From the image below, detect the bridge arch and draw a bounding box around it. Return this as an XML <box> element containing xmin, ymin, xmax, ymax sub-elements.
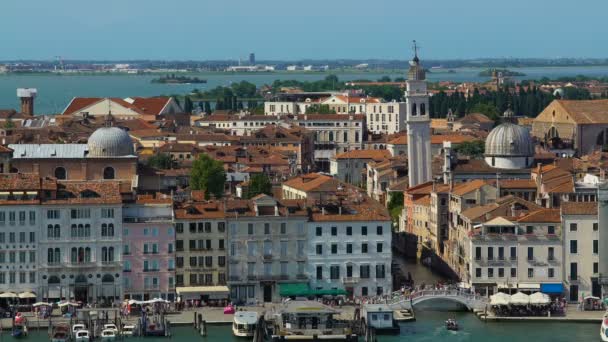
<box><xmin>411</xmin><ymin>295</ymin><xmax>476</xmax><ymax>310</ymax></box>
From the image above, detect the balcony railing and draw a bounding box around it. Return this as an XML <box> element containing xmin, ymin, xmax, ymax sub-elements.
<box><xmin>343</xmin><ymin>277</ymin><xmax>360</xmax><ymax>284</ymax></box>
<box><xmin>263</xmin><ymin>254</ymin><xmax>273</xmax><ymax>260</ymax></box>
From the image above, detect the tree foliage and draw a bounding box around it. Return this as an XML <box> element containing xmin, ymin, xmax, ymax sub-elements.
<box><xmin>191</xmin><ymin>154</ymin><xmax>226</xmax><ymax>199</ymax></box>
<box><xmin>454</xmin><ymin>140</ymin><xmax>486</xmax><ymax>158</ymax></box>
<box><xmin>147</xmin><ymin>153</ymin><xmax>175</xmax><ymax>169</ymax></box>
<box><xmin>387</xmin><ymin>192</ymin><xmax>404</xmax><ymax>225</ymax></box>
<box><xmin>183</xmin><ymin>96</ymin><xmax>193</xmax><ymax>113</ymax></box>
<box><xmin>246</xmin><ymin>173</ymin><xmax>272</xmax><ymax>199</ymax></box>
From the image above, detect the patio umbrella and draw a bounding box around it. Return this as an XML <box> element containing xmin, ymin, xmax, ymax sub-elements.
<box><xmin>18</xmin><ymin>292</ymin><xmax>36</xmax><ymax>299</ymax></box>
<box><xmin>33</xmin><ymin>302</ymin><xmax>51</xmax><ymax>307</ymax></box>
<box><xmin>0</xmin><ymin>292</ymin><xmax>17</xmax><ymax>298</ymax></box>
<box><xmin>490</xmin><ymin>292</ymin><xmax>511</xmax><ymax>306</ymax></box>
<box><xmin>529</xmin><ymin>292</ymin><xmax>550</xmax><ymax>305</ymax></box>
<box><xmin>510</xmin><ymin>292</ymin><xmax>530</xmax><ymax>305</ymax></box>
<box><xmin>584</xmin><ymin>296</ymin><xmax>600</xmax><ymax>300</ymax></box>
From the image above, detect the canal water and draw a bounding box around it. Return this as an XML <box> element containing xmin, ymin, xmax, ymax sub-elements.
<box><xmin>9</xmin><ymin>311</ymin><xmax>597</xmax><ymax>342</ymax></box>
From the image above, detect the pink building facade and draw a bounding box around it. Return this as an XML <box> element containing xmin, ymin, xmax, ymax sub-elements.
<box><xmin>122</xmin><ymin>198</ymin><xmax>176</xmax><ymax>301</ymax></box>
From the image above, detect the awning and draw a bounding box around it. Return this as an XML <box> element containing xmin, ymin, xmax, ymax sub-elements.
<box><xmin>497</xmin><ymin>283</ymin><xmax>517</xmax><ymax>289</ymax></box>
<box><xmin>540</xmin><ymin>283</ymin><xmax>563</xmax><ymax>294</ymax></box>
<box><xmin>26</xmin><ymin>191</ymin><xmax>37</xmax><ymax>195</ymax></box>
<box><xmin>310</xmin><ymin>288</ymin><xmax>348</xmax><ymax>296</ymax></box>
<box><xmin>280</xmin><ymin>283</ymin><xmax>311</xmax><ymax>297</ymax></box>
<box><xmin>518</xmin><ymin>283</ymin><xmax>540</xmax><ymax>290</ymax></box>
<box><xmin>176</xmin><ymin>286</ymin><xmax>229</xmax><ymax>296</ymax></box>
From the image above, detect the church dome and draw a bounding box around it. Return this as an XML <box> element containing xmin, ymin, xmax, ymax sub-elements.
<box><xmin>484</xmin><ymin>122</ymin><xmax>534</xmax><ymax>169</ymax></box>
<box><xmin>87</xmin><ymin>127</ymin><xmax>134</xmax><ymax>157</ymax></box>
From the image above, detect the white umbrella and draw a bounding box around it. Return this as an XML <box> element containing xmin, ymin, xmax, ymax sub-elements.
<box><xmin>529</xmin><ymin>292</ymin><xmax>551</xmax><ymax>305</ymax></box>
<box><xmin>510</xmin><ymin>292</ymin><xmax>530</xmax><ymax>305</ymax></box>
<box><xmin>0</xmin><ymin>292</ymin><xmax>17</xmax><ymax>298</ymax></box>
<box><xmin>490</xmin><ymin>292</ymin><xmax>511</xmax><ymax>306</ymax></box>
<box><xmin>18</xmin><ymin>292</ymin><xmax>36</xmax><ymax>299</ymax></box>
<box><xmin>584</xmin><ymin>296</ymin><xmax>600</xmax><ymax>300</ymax></box>
<box><xmin>33</xmin><ymin>302</ymin><xmax>51</xmax><ymax>307</ymax></box>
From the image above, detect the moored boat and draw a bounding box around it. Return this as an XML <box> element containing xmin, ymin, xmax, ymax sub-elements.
<box><xmin>51</xmin><ymin>324</ymin><xmax>70</xmax><ymax>342</ymax></box>
<box><xmin>232</xmin><ymin>311</ymin><xmax>258</xmax><ymax>337</ymax></box>
<box><xmin>122</xmin><ymin>324</ymin><xmax>136</xmax><ymax>337</ymax></box>
<box><xmin>101</xmin><ymin>329</ymin><xmax>117</xmax><ymax>341</ymax></box>
<box><xmin>75</xmin><ymin>330</ymin><xmax>90</xmax><ymax>341</ymax></box>
<box><xmin>600</xmin><ymin>311</ymin><xmax>608</xmax><ymax>341</ymax></box>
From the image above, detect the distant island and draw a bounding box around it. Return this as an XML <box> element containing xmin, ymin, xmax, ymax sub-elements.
<box><xmin>151</xmin><ymin>74</ymin><xmax>207</xmax><ymax>84</ymax></box>
<box><xmin>479</xmin><ymin>68</ymin><xmax>526</xmax><ymax>77</ymax></box>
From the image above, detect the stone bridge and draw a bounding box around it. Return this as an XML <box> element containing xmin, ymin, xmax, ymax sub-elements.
<box><xmin>384</xmin><ymin>289</ymin><xmax>487</xmax><ymax>311</ymax></box>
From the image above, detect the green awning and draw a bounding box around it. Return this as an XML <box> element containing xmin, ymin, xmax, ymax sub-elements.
<box><xmin>279</xmin><ymin>283</ymin><xmax>311</xmax><ymax>297</ymax></box>
<box><xmin>310</xmin><ymin>288</ymin><xmax>348</xmax><ymax>296</ymax></box>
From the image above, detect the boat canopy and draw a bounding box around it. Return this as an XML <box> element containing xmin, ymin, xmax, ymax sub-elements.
<box><xmin>234</xmin><ymin>311</ymin><xmax>258</xmax><ymax>325</ymax></box>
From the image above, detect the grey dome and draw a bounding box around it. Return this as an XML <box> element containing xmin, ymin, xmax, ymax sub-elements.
<box><xmin>485</xmin><ymin>123</ymin><xmax>534</xmax><ymax>157</ymax></box>
<box><xmin>87</xmin><ymin>127</ymin><xmax>134</xmax><ymax>157</ymax></box>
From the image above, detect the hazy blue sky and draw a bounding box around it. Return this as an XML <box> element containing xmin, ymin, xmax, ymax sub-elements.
<box><xmin>1</xmin><ymin>0</ymin><xmax>606</xmax><ymax>60</ymax></box>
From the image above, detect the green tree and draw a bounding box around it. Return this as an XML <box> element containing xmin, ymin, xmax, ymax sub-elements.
<box><xmin>183</xmin><ymin>96</ymin><xmax>193</xmax><ymax>113</ymax></box>
<box><xmin>470</xmin><ymin>103</ymin><xmax>500</xmax><ymax>121</ymax></box>
<box><xmin>147</xmin><ymin>153</ymin><xmax>174</xmax><ymax>169</ymax></box>
<box><xmin>3</xmin><ymin>119</ymin><xmax>15</xmax><ymax>129</ymax></box>
<box><xmin>387</xmin><ymin>192</ymin><xmax>404</xmax><ymax>224</ymax></box>
<box><xmin>246</xmin><ymin>174</ymin><xmax>272</xmax><ymax>198</ymax></box>
<box><xmin>191</xmin><ymin>154</ymin><xmax>226</xmax><ymax>199</ymax></box>
<box><xmin>454</xmin><ymin>140</ymin><xmax>485</xmax><ymax>158</ymax></box>
<box><xmin>204</xmin><ymin>101</ymin><xmax>212</xmax><ymax>113</ymax></box>
<box><xmin>377</xmin><ymin>76</ymin><xmax>392</xmax><ymax>82</ymax></box>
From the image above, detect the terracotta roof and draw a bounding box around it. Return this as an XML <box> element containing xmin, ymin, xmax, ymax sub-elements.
<box><xmin>388</xmin><ymin>134</ymin><xmax>476</xmax><ymax>145</ymax></box>
<box><xmin>0</xmin><ymin>173</ymin><xmax>45</xmax><ymax>190</ymax></box>
<box><xmin>561</xmin><ymin>202</ymin><xmax>597</xmax><ymax>215</ymax></box>
<box><xmin>63</xmin><ymin>97</ymin><xmax>174</xmax><ymax>117</ymax></box>
<box><xmin>334</xmin><ymin>149</ymin><xmax>391</xmax><ymax>160</ymax></box>
<box><xmin>517</xmin><ymin>209</ymin><xmax>561</xmax><ymax>223</ymax></box>
<box><xmin>283</xmin><ymin>173</ymin><xmax>339</xmax><ymax>192</ymax></box>
<box><xmin>554</xmin><ymin>99</ymin><xmax>608</xmax><ymax>125</ymax></box>
<box><xmin>44</xmin><ymin>181</ymin><xmax>122</xmax><ymax>205</ymax></box>
<box><xmin>451</xmin><ymin>179</ymin><xmax>493</xmax><ymax>196</ymax></box>
<box><xmin>499</xmin><ymin>179</ymin><xmax>536</xmax><ymax>189</ymax></box>
<box><xmin>129</xmin><ymin>97</ymin><xmax>173</xmax><ymax>115</ymax></box>
<box><xmin>458</xmin><ymin>113</ymin><xmax>493</xmax><ymax>124</ymax></box>
<box><xmin>174</xmin><ymin>202</ymin><xmax>226</xmax><ymax>219</ymax></box>
<box><xmin>62</xmin><ymin>98</ymin><xmax>103</xmax><ymax>116</ymax></box>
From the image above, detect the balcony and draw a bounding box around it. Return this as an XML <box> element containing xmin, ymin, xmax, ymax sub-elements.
<box><xmin>143</xmin><ymin>268</ymin><xmax>160</xmax><ymax>272</ymax></box>
<box><xmin>101</xmin><ymin>261</ymin><xmax>120</xmax><ymax>268</ymax></box>
<box><xmin>343</xmin><ymin>277</ymin><xmax>360</xmax><ymax>284</ymax></box>
<box><xmin>263</xmin><ymin>254</ymin><xmax>273</xmax><ymax>261</ymax></box>
<box><xmin>44</xmin><ymin>262</ymin><xmax>63</xmax><ymax>269</ymax></box>
<box><xmin>67</xmin><ymin>262</ymin><xmax>97</xmax><ymax>268</ymax></box>
<box><xmin>568</xmin><ymin>275</ymin><xmax>580</xmax><ymax>282</ymax></box>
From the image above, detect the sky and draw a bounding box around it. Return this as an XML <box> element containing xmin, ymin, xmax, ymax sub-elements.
<box><xmin>0</xmin><ymin>0</ymin><xmax>606</xmax><ymax>61</ymax></box>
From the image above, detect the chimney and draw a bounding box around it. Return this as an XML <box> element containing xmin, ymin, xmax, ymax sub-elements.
<box><xmin>17</xmin><ymin>88</ymin><xmax>37</xmax><ymax>116</ymax></box>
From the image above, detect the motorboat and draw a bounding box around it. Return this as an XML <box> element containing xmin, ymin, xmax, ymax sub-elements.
<box><xmin>72</xmin><ymin>323</ymin><xmax>86</xmax><ymax>334</ymax></box>
<box><xmin>75</xmin><ymin>330</ymin><xmax>91</xmax><ymax>341</ymax></box>
<box><xmin>122</xmin><ymin>324</ymin><xmax>136</xmax><ymax>337</ymax></box>
<box><xmin>446</xmin><ymin>318</ymin><xmax>459</xmax><ymax>331</ymax></box>
<box><xmin>103</xmin><ymin>323</ymin><xmax>119</xmax><ymax>333</ymax></box>
<box><xmin>232</xmin><ymin>311</ymin><xmax>258</xmax><ymax>337</ymax></box>
<box><xmin>51</xmin><ymin>324</ymin><xmax>70</xmax><ymax>342</ymax></box>
<box><xmin>101</xmin><ymin>329</ymin><xmax>117</xmax><ymax>341</ymax></box>
<box><xmin>600</xmin><ymin>311</ymin><xmax>608</xmax><ymax>341</ymax></box>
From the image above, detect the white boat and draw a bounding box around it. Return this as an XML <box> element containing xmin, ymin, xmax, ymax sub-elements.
<box><xmin>75</xmin><ymin>330</ymin><xmax>90</xmax><ymax>341</ymax></box>
<box><xmin>232</xmin><ymin>311</ymin><xmax>259</xmax><ymax>337</ymax></box>
<box><xmin>101</xmin><ymin>329</ymin><xmax>117</xmax><ymax>341</ymax></box>
<box><xmin>103</xmin><ymin>323</ymin><xmax>119</xmax><ymax>333</ymax></box>
<box><xmin>121</xmin><ymin>324</ymin><xmax>136</xmax><ymax>337</ymax></box>
<box><xmin>72</xmin><ymin>323</ymin><xmax>86</xmax><ymax>334</ymax></box>
<box><xmin>601</xmin><ymin>312</ymin><xmax>608</xmax><ymax>341</ymax></box>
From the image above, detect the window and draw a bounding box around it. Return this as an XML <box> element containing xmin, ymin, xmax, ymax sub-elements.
<box><xmin>331</xmin><ymin>244</ymin><xmax>337</xmax><ymax>254</ymax></box>
<box><xmin>528</xmin><ymin>268</ymin><xmax>534</xmax><ymax>278</ymax></box>
<box><xmin>498</xmin><ymin>268</ymin><xmax>504</xmax><ymax>278</ymax></box>
<box><xmin>548</xmin><ymin>247</ymin><xmax>555</xmax><ymax>261</ymax></box>
<box><xmin>475</xmin><ymin>247</ymin><xmax>482</xmax><ymax>260</ymax></box>
<box><xmin>360</xmin><ymin>265</ymin><xmax>370</xmax><ymax>278</ymax></box>
<box><xmin>316</xmin><ymin>244</ymin><xmax>323</xmax><ymax>255</ymax></box>
<box><xmin>548</xmin><ymin>268</ymin><xmax>555</xmax><ymax>278</ymax></box>
<box><xmin>569</xmin><ymin>223</ymin><xmax>577</xmax><ymax>231</ymax></box>
<box><xmin>570</xmin><ymin>262</ymin><xmax>578</xmax><ymax>279</ymax></box>
<box><xmin>103</xmin><ymin>167</ymin><xmax>115</xmax><ymax>180</ymax></box>
<box><xmin>316</xmin><ymin>266</ymin><xmax>323</xmax><ymax>280</ymax></box>
<box><xmin>330</xmin><ymin>265</ymin><xmax>340</xmax><ymax>280</ymax></box>
<box><xmin>487</xmin><ymin>247</ymin><xmax>494</xmax><ymax>260</ymax></box>
<box><xmin>297</xmin><ymin>240</ymin><xmax>305</xmax><ymax>257</ymax></box>
<box><xmin>498</xmin><ymin>247</ymin><xmax>504</xmax><ymax>260</ymax></box>
<box><xmin>316</xmin><ymin>227</ymin><xmax>322</xmax><ymax>236</ymax></box>
<box><xmin>376</xmin><ymin>226</ymin><xmax>383</xmax><ymax>235</ymax></box>
<box><xmin>54</xmin><ymin>167</ymin><xmax>67</xmax><ymax>180</ymax></box>
<box><xmin>376</xmin><ymin>243</ymin><xmax>383</xmax><ymax>253</ymax></box>
<box><xmin>361</xmin><ymin>226</ymin><xmax>367</xmax><ymax>235</ymax></box>
<box><xmin>264</xmin><ymin>223</ymin><xmax>270</xmax><ymax>234</ymax></box>
<box><xmin>488</xmin><ymin>268</ymin><xmax>494</xmax><ymax>278</ymax></box>
<box><xmin>248</xmin><ymin>223</ymin><xmax>254</xmax><ymax>235</ymax></box>
<box><xmin>526</xmin><ymin>226</ymin><xmax>533</xmax><ymax>234</ymax></box>
<box><xmin>510</xmin><ymin>247</ymin><xmax>517</xmax><ymax>260</ymax></box>
<box><xmin>346</xmin><ymin>226</ymin><xmax>352</xmax><ymax>235</ymax></box>
<box><xmin>548</xmin><ymin>225</ymin><xmax>555</xmax><ymax>235</ymax></box>
<box><xmin>362</xmin><ymin>243</ymin><xmax>368</xmax><ymax>253</ymax></box>
<box><xmin>527</xmin><ymin>247</ymin><xmax>534</xmax><ymax>261</ymax></box>
<box><xmin>510</xmin><ymin>268</ymin><xmax>517</xmax><ymax>277</ymax></box>
<box><xmin>475</xmin><ymin>268</ymin><xmax>482</xmax><ymax>277</ymax></box>
<box><xmin>570</xmin><ymin>240</ymin><xmax>578</xmax><ymax>254</ymax></box>
<box><xmin>346</xmin><ymin>243</ymin><xmax>353</xmax><ymax>254</ymax></box>
<box><xmin>280</xmin><ymin>241</ymin><xmax>288</xmax><ymax>257</ymax></box>
<box><xmin>375</xmin><ymin>264</ymin><xmax>385</xmax><ymax>279</ymax></box>
<box><xmin>594</xmin><ymin>262</ymin><xmax>599</xmax><ymax>274</ymax></box>
<box><xmin>593</xmin><ymin>223</ymin><xmax>599</xmax><ymax>231</ymax></box>
<box><xmin>280</xmin><ymin>223</ymin><xmax>286</xmax><ymax>234</ymax></box>
<box><xmin>101</xmin><ymin>208</ymin><xmax>114</xmax><ymax>218</ymax></box>
<box><xmin>593</xmin><ymin>240</ymin><xmax>599</xmax><ymax>254</ymax></box>
<box><xmin>331</xmin><ymin>227</ymin><xmax>337</xmax><ymax>236</ymax></box>
<box><xmin>70</xmin><ymin>209</ymin><xmax>90</xmax><ymax>219</ymax></box>
<box><xmin>47</xmin><ymin>210</ymin><xmax>60</xmax><ymax>219</ymax></box>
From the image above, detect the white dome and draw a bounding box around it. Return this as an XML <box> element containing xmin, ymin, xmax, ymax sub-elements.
<box><xmin>484</xmin><ymin>122</ymin><xmax>534</xmax><ymax>169</ymax></box>
<box><xmin>87</xmin><ymin>127</ymin><xmax>134</xmax><ymax>157</ymax></box>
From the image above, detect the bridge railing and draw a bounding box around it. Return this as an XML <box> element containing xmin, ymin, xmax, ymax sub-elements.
<box><xmin>384</xmin><ymin>289</ymin><xmax>487</xmax><ymax>306</ymax></box>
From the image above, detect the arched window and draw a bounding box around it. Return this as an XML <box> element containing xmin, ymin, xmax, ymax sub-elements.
<box><xmin>47</xmin><ymin>225</ymin><xmax>54</xmax><ymax>238</ymax></box>
<box><xmin>103</xmin><ymin>167</ymin><xmax>115</xmax><ymax>180</ymax></box>
<box><xmin>420</xmin><ymin>103</ymin><xmax>426</xmax><ymax>116</ymax></box>
<box><xmin>71</xmin><ymin>224</ymin><xmax>77</xmax><ymax>237</ymax></box>
<box><xmin>54</xmin><ymin>224</ymin><xmax>60</xmax><ymax>238</ymax></box>
<box><xmin>54</xmin><ymin>248</ymin><xmax>60</xmax><ymax>262</ymax></box>
<box><xmin>355</xmin><ymin>132</ymin><xmax>359</xmax><ymax>143</ymax></box>
<box><xmin>102</xmin><ymin>247</ymin><xmax>108</xmax><ymax>262</ymax></box>
<box><xmin>84</xmin><ymin>224</ymin><xmax>90</xmax><ymax>237</ymax></box>
<box><xmin>343</xmin><ymin>132</ymin><xmax>348</xmax><ymax>142</ymax></box>
<box><xmin>78</xmin><ymin>247</ymin><xmax>85</xmax><ymax>263</ymax></box>
<box><xmin>411</xmin><ymin>103</ymin><xmax>417</xmax><ymax>116</ymax></box>
<box><xmin>71</xmin><ymin>247</ymin><xmax>77</xmax><ymax>263</ymax></box>
<box><xmin>77</xmin><ymin>224</ymin><xmax>84</xmax><ymax>237</ymax></box>
<box><xmin>108</xmin><ymin>247</ymin><xmax>114</xmax><ymax>261</ymax></box>
<box><xmin>48</xmin><ymin>275</ymin><xmax>60</xmax><ymax>284</ymax></box>
<box><xmin>102</xmin><ymin>274</ymin><xmax>114</xmax><ymax>283</ymax></box>
<box><xmin>54</xmin><ymin>167</ymin><xmax>67</xmax><ymax>180</ymax></box>
<box><xmin>108</xmin><ymin>224</ymin><xmax>114</xmax><ymax>237</ymax></box>
<box><xmin>328</xmin><ymin>132</ymin><xmax>334</xmax><ymax>142</ymax></box>
<box><xmin>75</xmin><ymin>274</ymin><xmax>87</xmax><ymax>284</ymax></box>
<box><xmin>48</xmin><ymin>248</ymin><xmax>54</xmax><ymax>263</ymax></box>
<box><xmin>101</xmin><ymin>224</ymin><xmax>107</xmax><ymax>237</ymax></box>
<box><xmin>85</xmin><ymin>247</ymin><xmax>91</xmax><ymax>262</ymax></box>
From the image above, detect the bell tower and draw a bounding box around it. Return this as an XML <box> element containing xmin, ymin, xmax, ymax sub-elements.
<box><xmin>405</xmin><ymin>41</ymin><xmax>432</xmax><ymax>187</ymax></box>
